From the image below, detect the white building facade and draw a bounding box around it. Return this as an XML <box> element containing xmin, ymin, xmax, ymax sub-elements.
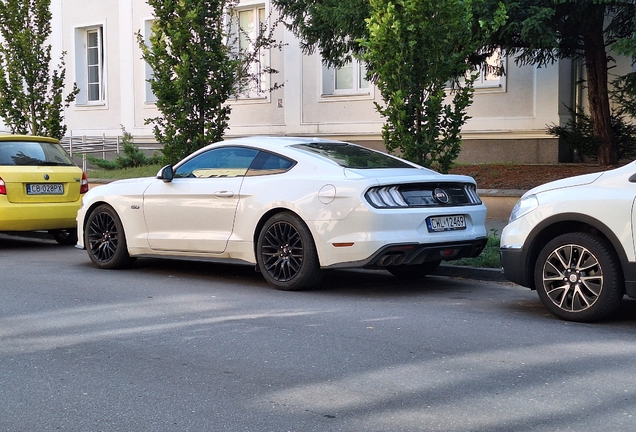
<box><xmin>51</xmin><ymin>0</ymin><xmax>586</xmax><ymax>164</ymax></box>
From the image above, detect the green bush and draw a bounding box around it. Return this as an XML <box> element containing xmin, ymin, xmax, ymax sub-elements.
<box><xmin>87</xmin><ymin>133</ymin><xmax>163</xmax><ymax>170</ymax></box>
<box><xmin>548</xmin><ymin>107</ymin><xmax>636</xmax><ymax>162</ymax></box>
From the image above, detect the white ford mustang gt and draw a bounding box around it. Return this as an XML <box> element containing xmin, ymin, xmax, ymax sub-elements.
<box><xmin>77</xmin><ymin>136</ymin><xmax>488</xmax><ymax>290</ymax></box>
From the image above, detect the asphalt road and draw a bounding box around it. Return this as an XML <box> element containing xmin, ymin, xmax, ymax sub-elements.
<box><xmin>2</xmin><ymin>233</ymin><xmax>636</xmax><ymax>431</ymax></box>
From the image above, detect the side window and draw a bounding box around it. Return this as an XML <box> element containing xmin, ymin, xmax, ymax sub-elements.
<box><xmin>174</xmin><ymin>147</ymin><xmax>259</xmax><ymax>178</ymax></box>
<box><xmin>246</xmin><ymin>151</ymin><xmax>295</xmax><ymax>176</ymax></box>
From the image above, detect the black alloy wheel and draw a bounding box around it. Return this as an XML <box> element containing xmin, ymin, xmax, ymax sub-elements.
<box><xmin>85</xmin><ymin>204</ymin><xmax>136</xmax><ymax>269</ymax></box>
<box><xmin>257</xmin><ymin>212</ymin><xmax>323</xmax><ymax>290</ymax></box>
<box><xmin>534</xmin><ymin>232</ymin><xmax>623</xmax><ymax>322</ymax></box>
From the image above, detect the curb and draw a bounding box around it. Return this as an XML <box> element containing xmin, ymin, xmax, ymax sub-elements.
<box><xmin>434</xmin><ymin>264</ymin><xmax>506</xmax><ymax>282</ymax></box>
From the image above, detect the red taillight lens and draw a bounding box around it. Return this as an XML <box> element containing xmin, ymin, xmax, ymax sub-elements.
<box><xmin>80</xmin><ymin>172</ymin><xmax>89</xmax><ymax>194</ymax></box>
<box><xmin>0</xmin><ymin>177</ymin><xmax>5</xmax><ymax>195</ymax></box>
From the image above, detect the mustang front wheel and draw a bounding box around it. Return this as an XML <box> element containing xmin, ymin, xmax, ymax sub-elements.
<box><xmin>534</xmin><ymin>232</ymin><xmax>623</xmax><ymax>322</ymax></box>
<box><xmin>257</xmin><ymin>212</ymin><xmax>323</xmax><ymax>290</ymax></box>
<box><xmin>85</xmin><ymin>204</ymin><xmax>136</xmax><ymax>269</ymax></box>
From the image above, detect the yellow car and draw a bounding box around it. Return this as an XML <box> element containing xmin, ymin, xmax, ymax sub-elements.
<box><xmin>0</xmin><ymin>135</ymin><xmax>88</xmax><ymax>244</ymax></box>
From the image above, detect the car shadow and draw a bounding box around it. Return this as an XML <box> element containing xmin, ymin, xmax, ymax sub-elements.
<box><xmin>130</xmin><ymin>257</ymin><xmax>464</xmax><ymax>297</ymax></box>
<box><xmin>503</xmin><ymin>292</ymin><xmax>636</xmax><ymax>325</ymax></box>
<box><xmin>0</xmin><ymin>232</ymin><xmax>59</xmax><ymax>248</ymax></box>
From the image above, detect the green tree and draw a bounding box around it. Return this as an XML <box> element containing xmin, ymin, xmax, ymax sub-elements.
<box><xmin>0</xmin><ymin>0</ymin><xmax>78</xmax><ymax>139</ymax></box>
<box><xmin>139</xmin><ymin>0</ymin><xmax>239</xmax><ymax>164</ymax></box>
<box><xmin>362</xmin><ymin>0</ymin><xmax>504</xmax><ymax>172</ymax></box>
<box><xmin>273</xmin><ymin>0</ymin><xmax>369</xmax><ymax>68</ymax></box>
<box><xmin>479</xmin><ymin>0</ymin><xmax>635</xmax><ymax>166</ymax></box>
<box><xmin>276</xmin><ymin>0</ymin><xmax>504</xmax><ymax>171</ymax></box>
<box><xmin>139</xmin><ymin>0</ymin><xmax>282</xmax><ymax>165</ymax></box>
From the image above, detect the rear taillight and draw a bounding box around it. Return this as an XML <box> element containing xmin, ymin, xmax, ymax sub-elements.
<box><xmin>80</xmin><ymin>172</ymin><xmax>89</xmax><ymax>194</ymax></box>
<box><xmin>365</xmin><ymin>186</ymin><xmax>409</xmax><ymax>208</ymax></box>
<box><xmin>0</xmin><ymin>177</ymin><xmax>5</xmax><ymax>195</ymax></box>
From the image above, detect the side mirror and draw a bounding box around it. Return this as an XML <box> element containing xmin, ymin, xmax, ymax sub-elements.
<box><xmin>157</xmin><ymin>164</ymin><xmax>174</xmax><ymax>182</ymax></box>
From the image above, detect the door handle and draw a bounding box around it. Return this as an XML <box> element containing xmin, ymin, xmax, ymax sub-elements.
<box><xmin>214</xmin><ymin>191</ymin><xmax>234</xmax><ymax>198</ymax></box>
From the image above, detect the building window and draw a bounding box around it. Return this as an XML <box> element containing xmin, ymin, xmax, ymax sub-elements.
<box><xmin>474</xmin><ymin>50</ymin><xmax>505</xmax><ymax>90</ymax></box>
<box><xmin>231</xmin><ymin>5</ymin><xmax>268</xmax><ymax>98</ymax></box>
<box><xmin>86</xmin><ymin>29</ymin><xmax>103</xmax><ymax>102</ymax></box>
<box><xmin>322</xmin><ymin>58</ymin><xmax>369</xmax><ymax>96</ymax></box>
<box><xmin>74</xmin><ymin>25</ymin><xmax>106</xmax><ymax>105</ymax></box>
<box><xmin>142</xmin><ymin>19</ymin><xmax>157</xmax><ymax>104</ymax></box>
<box><xmin>335</xmin><ymin>60</ymin><xmax>368</xmax><ymax>92</ymax></box>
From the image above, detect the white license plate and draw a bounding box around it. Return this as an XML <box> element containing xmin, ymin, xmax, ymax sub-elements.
<box><xmin>427</xmin><ymin>215</ymin><xmax>466</xmax><ymax>232</ymax></box>
<box><xmin>26</xmin><ymin>183</ymin><xmax>64</xmax><ymax>195</ymax></box>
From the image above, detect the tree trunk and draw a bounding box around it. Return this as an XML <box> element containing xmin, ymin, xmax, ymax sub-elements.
<box><xmin>584</xmin><ymin>8</ymin><xmax>617</xmax><ymax>166</ymax></box>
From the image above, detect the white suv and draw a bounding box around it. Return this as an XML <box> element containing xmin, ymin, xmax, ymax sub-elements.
<box><xmin>500</xmin><ymin>162</ymin><xmax>636</xmax><ymax>322</ymax></box>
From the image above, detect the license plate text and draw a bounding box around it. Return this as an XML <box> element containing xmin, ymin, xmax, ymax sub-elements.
<box><xmin>427</xmin><ymin>215</ymin><xmax>466</xmax><ymax>232</ymax></box>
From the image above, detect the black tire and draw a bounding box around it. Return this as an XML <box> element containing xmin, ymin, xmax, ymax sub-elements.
<box><xmin>50</xmin><ymin>228</ymin><xmax>78</xmax><ymax>246</ymax></box>
<box><xmin>256</xmin><ymin>212</ymin><xmax>323</xmax><ymax>290</ymax></box>
<box><xmin>84</xmin><ymin>204</ymin><xmax>136</xmax><ymax>269</ymax></box>
<box><xmin>534</xmin><ymin>232</ymin><xmax>623</xmax><ymax>322</ymax></box>
<box><xmin>387</xmin><ymin>261</ymin><xmax>441</xmax><ymax>279</ymax></box>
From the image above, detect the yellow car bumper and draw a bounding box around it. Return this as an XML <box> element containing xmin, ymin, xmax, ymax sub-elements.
<box><xmin>0</xmin><ymin>197</ymin><xmax>81</xmax><ymax>231</ymax></box>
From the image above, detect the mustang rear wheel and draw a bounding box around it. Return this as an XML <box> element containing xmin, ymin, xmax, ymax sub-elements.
<box><xmin>85</xmin><ymin>204</ymin><xmax>136</xmax><ymax>269</ymax></box>
<box><xmin>534</xmin><ymin>233</ymin><xmax>623</xmax><ymax>322</ymax></box>
<box><xmin>387</xmin><ymin>261</ymin><xmax>441</xmax><ymax>279</ymax></box>
<box><xmin>257</xmin><ymin>212</ymin><xmax>323</xmax><ymax>290</ymax></box>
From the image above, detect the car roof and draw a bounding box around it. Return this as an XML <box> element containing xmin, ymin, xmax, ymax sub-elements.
<box><xmin>219</xmin><ymin>136</ymin><xmax>346</xmax><ymax>151</ymax></box>
<box><xmin>183</xmin><ymin>135</ymin><xmax>426</xmax><ymax>172</ymax></box>
<box><xmin>0</xmin><ymin>134</ymin><xmax>60</xmax><ymax>144</ymax></box>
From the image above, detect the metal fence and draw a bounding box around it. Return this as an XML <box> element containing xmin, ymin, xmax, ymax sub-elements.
<box><xmin>60</xmin><ymin>134</ymin><xmax>162</xmax><ymax>171</ymax></box>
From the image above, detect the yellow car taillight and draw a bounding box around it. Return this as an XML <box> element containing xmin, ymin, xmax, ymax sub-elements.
<box><xmin>80</xmin><ymin>172</ymin><xmax>89</xmax><ymax>194</ymax></box>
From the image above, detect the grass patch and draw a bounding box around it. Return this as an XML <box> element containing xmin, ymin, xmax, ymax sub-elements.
<box><xmin>87</xmin><ymin>164</ymin><xmax>163</xmax><ymax>180</ymax></box>
<box><xmin>447</xmin><ymin>230</ymin><xmax>501</xmax><ymax>268</ymax></box>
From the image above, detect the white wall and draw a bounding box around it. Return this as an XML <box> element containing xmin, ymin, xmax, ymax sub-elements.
<box><xmin>55</xmin><ymin>0</ymin><xmax>582</xmax><ymax>162</ymax></box>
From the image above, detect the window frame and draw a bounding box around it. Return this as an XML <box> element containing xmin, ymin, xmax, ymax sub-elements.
<box><xmin>229</xmin><ymin>3</ymin><xmax>270</xmax><ymax>101</ymax></box>
<box><xmin>473</xmin><ymin>50</ymin><xmax>507</xmax><ymax>92</ymax></box>
<box><xmin>334</xmin><ymin>59</ymin><xmax>369</xmax><ymax>95</ymax></box>
<box><xmin>321</xmin><ymin>57</ymin><xmax>373</xmax><ymax>100</ymax></box>
<box><xmin>74</xmin><ymin>22</ymin><xmax>108</xmax><ymax>107</ymax></box>
<box><xmin>141</xmin><ymin>18</ymin><xmax>157</xmax><ymax>104</ymax></box>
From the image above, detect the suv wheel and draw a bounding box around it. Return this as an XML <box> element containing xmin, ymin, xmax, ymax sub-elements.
<box><xmin>534</xmin><ymin>232</ymin><xmax>623</xmax><ymax>322</ymax></box>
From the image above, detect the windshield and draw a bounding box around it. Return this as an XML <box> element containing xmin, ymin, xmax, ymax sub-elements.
<box><xmin>0</xmin><ymin>141</ymin><xmax>74</xmax><ymax>166</ymax></box>
<box><xmin>292</xmin><ymin>142</ymin><xmax>415</xmax><ymax>169</ymax></box>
